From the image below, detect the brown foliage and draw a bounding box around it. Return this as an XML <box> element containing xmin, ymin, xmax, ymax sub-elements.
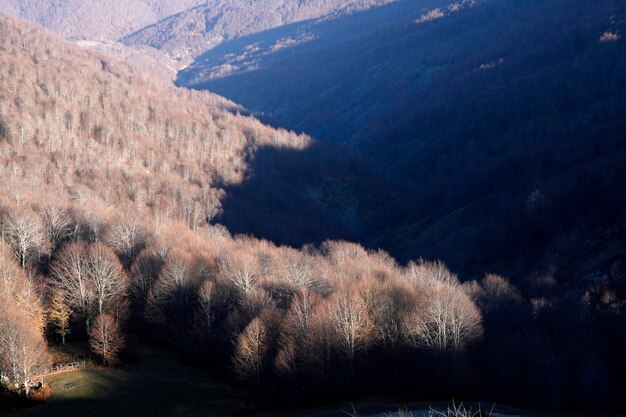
<box><xmin>27</xmin><ymin>383</ymin><xmax>52</xmax><ymax>402</ymax></box>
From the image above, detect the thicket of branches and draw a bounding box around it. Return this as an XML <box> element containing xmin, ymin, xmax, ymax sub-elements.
<box><xmin>0</xmin><ymin>15</ymin><xmax>624</xmax><ymax>413</ymax></box>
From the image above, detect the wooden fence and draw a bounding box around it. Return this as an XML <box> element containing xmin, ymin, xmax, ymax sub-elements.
<box><xmin>32</xmin><ymin>361</ymin><xmax>86</xmax><ymax>380</ymax></box>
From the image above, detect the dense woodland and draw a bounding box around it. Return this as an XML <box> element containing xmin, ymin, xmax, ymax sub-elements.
<box><xmin>0</xmin><ymin>7</ymin><xmax>624</xmax><ymax>417</ymax></box>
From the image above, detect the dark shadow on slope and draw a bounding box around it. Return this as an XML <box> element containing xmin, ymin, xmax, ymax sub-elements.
<box><xmin>215</xmin><ymin>140</ymin><xmax>409</xmax><ymax>249</ymax></box>
<box><xmin>176</xmin><ymin>0</ymin><xmax>454</xmax><ymax>140</ymax></box>
<box><xmin>195</xmin><ymin>0</ymin><xmax>626</xmax><ymax>283</ymax></box>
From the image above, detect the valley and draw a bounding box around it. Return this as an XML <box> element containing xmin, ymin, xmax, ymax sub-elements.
<box><xmin>0</xmin><ymin>1</ymin><xmax>625</xmax><ymax>415</ymax></box>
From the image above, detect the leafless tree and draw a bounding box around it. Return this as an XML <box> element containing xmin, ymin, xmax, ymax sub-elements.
<box><xmin>107</xmin><ymin>218</ymin><xmax>148</xmax><ymax>269</ymax></box>
<box><xmin>39</xmin><ymin>204</ymin><xmax>72</xmax><ymax>253</ymax></box>
<box><xmin>50</xmin><ymin>242</ymin><xmax>94</xmax><ymax>330</ymax></box>
<box><xmin>1</xmin><ymin>209</ymin><xmax>45</xmax><ymax>268</ymax></box>
<box><xmin>0</xmin><ymin>243</ymin><xmax>44</xmax><ymax>329</ymax></box>
<box><xmin>282</xmin><ymin>252</ymin><xmax>317</xmax><ymax>289</ymax></box>
<box><xmin>145</xmin><ymin>250</ymin><xmax>200</xmax><ymax>331</ymax></box>
<box><xmin>406</xmin><ymin>259</ymin><xmax>460</xmax><ymax>289</ymax></box>
<box><xmin>89</xmin><ymin>313</ymin><xmax>124</xmax><ymax>366</ymax></box>
<box><xmin>471</xmin><ymin>274</ymin><xmax>523</xmax><ymax>314</ymax></box>
<box><xmin>275</xmin><ymin>289</ymin><xmax>321</xmax><ymax>375</ymax></box>
<box><xmin>405</xmin><ymin>284</ymin><xmax>483</xmax><ymax>356</ymax></box>
<box><xmin>233</xmin><ymin>317</ymin><xmax>268</xmax><ymax>385</ymax></box>
<box><xmin>129</xmin><ymin>246</ymin><xmax>166</xmax><ymax>307</ymax></box>
<box><xmin>219</xmin><ymin>252</ymin><xmax>259</xmax><ymax>297</ymax></box>
<box><xmin>197</xmin><ymin>279</ymin><xmax>215</xmax><ymax>337</ymax></box>
<box><xmin>87</xmin><ymin>243</ymin><xmax>128</xmax><ymax>317</ymax></box>
<box><xmin>0</xmin><ymin>305</ymin><xmax>49</xmax><ymax>396</ymax></box>
<box><xmin>330</xmin><ymin>286</ymin><xmax>373</xmax><ymax>364</ymax></box>
<box><xmin>361</xmin><ymin>278</ymin><xmax>421</xmax><ymax>348</ymax></box>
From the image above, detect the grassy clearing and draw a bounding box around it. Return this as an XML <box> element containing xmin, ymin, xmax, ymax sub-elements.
<box><xmin>0</xmin><ymin>345</ymin><xmax>552</xmax><ymax>417</ymax></box>
<box><xmin>1</xmin><ymin>345</ymin><xmax>241</xmax><ymax>417</ymax></box>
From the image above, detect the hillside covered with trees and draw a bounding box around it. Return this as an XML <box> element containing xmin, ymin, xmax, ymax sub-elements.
<box><xmin>180</xmin><ymin>0</ymin><xmax>626</xmax><ymax>279</ymax></box>
<box><xmin>0</xmin><ymin>14</ymin><xmax>625</xmax><ymax>415</ymax></box>
<box><xmin>0</xmin><ymin>4</ymin><xmax>626</xmax><ymax>414</ymax></box>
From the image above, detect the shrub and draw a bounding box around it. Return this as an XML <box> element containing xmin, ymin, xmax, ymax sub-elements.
<box><xmin>28</xmin><ymin>383</ymin><xmax>52</xmax><ymax>402</ymax></box>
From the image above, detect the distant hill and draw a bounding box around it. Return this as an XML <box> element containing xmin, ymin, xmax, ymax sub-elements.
<box><xmin>181</xmin><ymin>0</ymin><xmax>626</xmax><ymax>278</ymax></box>
<box><xmin>0</xmin><ymin>0</ymin><xmax>206</xmax><ymax>40</ymax></box>
<box><xmin>121</xmin><ymin>0</ymin><xmax>396</xmax><ymax>67</ymax></box>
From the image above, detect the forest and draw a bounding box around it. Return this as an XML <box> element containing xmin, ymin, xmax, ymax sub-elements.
<box><xmin>0</xmin><ymin>2</ymin><xmax>625</xmax><ymax>416</ymax></box>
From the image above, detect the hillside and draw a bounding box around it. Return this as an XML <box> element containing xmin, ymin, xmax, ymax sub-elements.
<box><xmin>0</xmin><ymin>13</ymin><xmax>397</xmax><ymax>249</ymax></box>
<box><xmin>122</xmin><ymin>0</ymin><xmax>396</xmax><ymax>67</ymax></box>
<box><xmin>0</xmin><ymin>14</ymin><xmax>625</xmax><ymax>416</ymax></box>
<box><xmin>181</xmin><ymin>0</ymin><xmax>626</xmax><ymax>279</ymax></box>
<box><xmin>0</xmin><ymin>0</ymin><xmax>206</xmax><ymax>40</ymax></box>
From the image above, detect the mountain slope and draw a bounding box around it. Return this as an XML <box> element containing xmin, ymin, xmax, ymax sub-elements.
<box><xmin>0</xmin><ymin>0</ymin><xmax>206</xmax><ymax>40</ymax></box>
<box><xmin>181</xmin><ymin>0</ymin><xmax>626</xmax><ymax>278</ymax></box>
<box><xmin>122</xmin><ymin>0</ymin><xmax>396</xmax><ymax>66</ymax></box>
<box><xmin>0</xmin><ymin>14</ymin><xmax>398</xmax><ymax>252</ymax></box>
<box><xmin>0</xmin><ymin>15</ymin><xmax>625</xmax><ymax>415</ymax></box>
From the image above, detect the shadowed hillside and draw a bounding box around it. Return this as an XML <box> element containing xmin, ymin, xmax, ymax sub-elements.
<box><xmin>182</xmin><ymin>0</ymin><xmax>626</xmax><ymax>280</ymax></box>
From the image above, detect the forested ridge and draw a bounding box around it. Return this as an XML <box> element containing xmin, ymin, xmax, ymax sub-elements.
<box><xmin>121</xmin><ymin>0</ymin><xmax>396</xmax><ymax>66</ymax></box>
<box><xmin>0</xmin><ymin>0</ymin><xmax>397</xmax><ymax>69</ymax></box>
<box><xmin>0</xmin><ymin>8</ymin><xmax>624</xmax><ymax>417</ymax></box>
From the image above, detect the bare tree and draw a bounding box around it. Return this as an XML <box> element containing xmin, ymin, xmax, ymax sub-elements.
<box><xmin>197</xmin><ymin>279</ymin><xmax>215</xmax><ymax>337</ymax></box>
<box><xmin>39</xmin><ymin>204</ymin><xmax>72</xmax><ymax>253</ymax></box>
<box><xmin>361</xmin><ymin>278</ymin><xmax>420</xmax><ymax>348</ymax></box>
<box><xmin>406</xmin><ymin>259</ymin><xmax>460</xmax><ymax>289</ymax></box>
<box><xmin>233</xmin><ymin>317</ymin><xmax>268</xmax><ymax>385</ymax></box>
<box><xmin>89</xmin><ymin>313</ymin><xmax>124</xmax><ymax>366</ymax></box>
<box><xmin>0</xmin><ymin>306</ymin><xmax>49</xmax><ymax>397</ymax></box>
<box><xmin>275</xmin><ymin>289</ymin><xmax>321</xmax><ymax>375</ymax></box>
<box><xmin>87</xmin><ymin>243</ymin><xmax>128</xmax><ymax>317</ymax></box>
<box><xmin>129</xmin><ymin>246</ymin><xmax>166</xmax><ymax>308</ymax></box>
<box><xmin>145</xmin><ymin>250</ymin><xmax>199</xmax><ymax>331</ymax></box>
<box><xmin>107</xmin><ymin>218</ymin><xmax>147</xmax><ymax>269</ymax></box>
<box><xmin>330</xmin><ymin>286</ymin><xmax>373</xmax><ymax>365</ymax></box>
<box><xmin>285</xmin><ymin>289</ymin><xmax>318</xmax><ymax>340</ymax></box>
<box><xmin>1</xmin><ymin>209</ymin><xmax>45</xmax><ymax>268</ymax></box>
<box><xmin>219</xmin><ymin>252</ymin><xmax>259</xmax><ymax>297</ymax></box>
<box><xmin>405</xmin><ymin>284</ymin><xmax>483</xmax><ymax>356</ymax></box>
<box><xmin>50</xmin><ymin>242</ymin><xmax>94</xmax><ymax>330</ymax></box>
<box><xmin>0</xmin><ymin>243</ymin><xmax>44</xmax><ymax>328</ymax></box>
<box><xmin>472</xmin><ymin>274</ymin><xmax>523</xmax><ymax>314</ymax></box>
<box><xmin>282</xmin><ymin>252</ymin><xmax>317</xmax><ymax>289</ymax></box>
